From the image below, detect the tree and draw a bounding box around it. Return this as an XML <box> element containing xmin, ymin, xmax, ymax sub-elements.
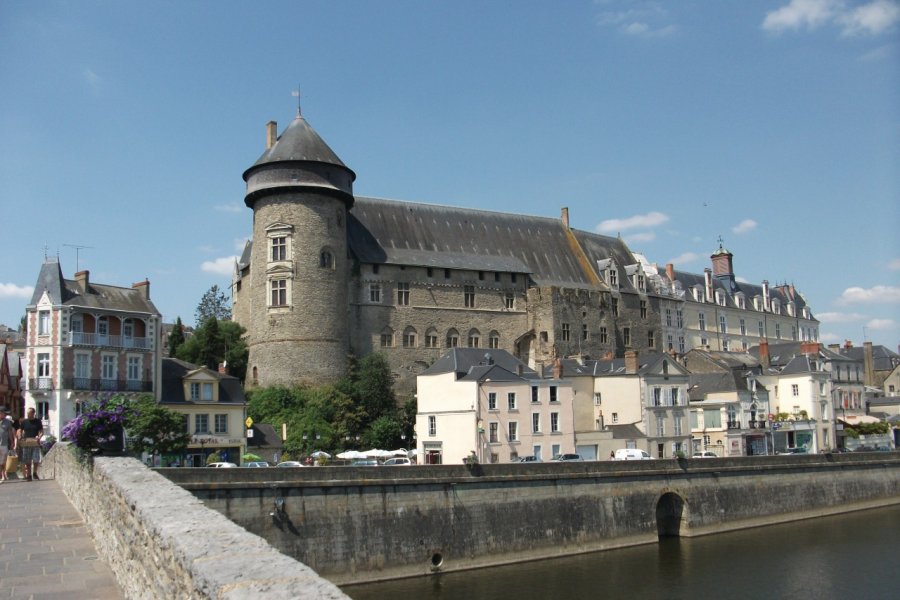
<box><xmin>167</xmin><ymin>316</ymin><xmax>186</xmax><ymax>357</ymax></box>
<box><xmin>352</xmin><ymin>353</ymin><xmax>396</xmax><ymax>420</ymax></box>
<box><xmin>125</xmin><ymin>396</ymin><xmax>192</xmax><ymax>456</ymax></box>
<box><xmin>365</xmin><ymin>415</ymin><xmax>403</xmax><ymax>450</ymax></box>
<box><xmin>194</xmin><ymin>284</ymin><xmax>231</xmax><ymax>327</ymax></box>
<box><xmin>176</xmin><ymin>316</ymin><xmax>248</xmax><ymax>380</ymax></box>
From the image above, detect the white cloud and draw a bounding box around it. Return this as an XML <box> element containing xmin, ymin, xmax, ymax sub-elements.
<box><xmin>819</xmin><ymin>331</ymin><xmax>842</xmax><ymax>343</ymax></box>
<box><xmin>816</xmin><ymin>311</ymin><xmax>868</xmax><ymax>323</ymax></box>
<box><xmin>201</xmin><ymin>256</ymin><xmax>238</xmax><ymax>276</ymax></box>
<box><xmin>763</xmin><ymin>0</ymin><xmax>840</xmax><ymax>32</ymax></box>
<box><xmin>668</xmin><ymin>251</ymin><xmax>701</xmax><ymax>265</ymax></box>
<box><xmin>732</xmin><ymin>219</ymin><xmax>758</xmax><ymax>235</ymax></box>
<box><xmin>835</xmin><ymin>284</ymin><xmax>900</xmax><ymax>305</ymax></box>
<box><xmin>597</xmin><ymin>211</ymin><xmax>669</xmax><ymax>233</ymax></box>
<box><xmin>215</xmin><ymin>202</ymin><xmax>244</xmax><ymax>214</ymax></box>
<box><xmin>596</xmin><ymin>2</ymin><xmax>676</xmax><ymax>36</ymax></box>
<box><xmin>625</xmin><ymin>231</ymin><xmax>656</xmax><ymax>244</ymax></box>
<box><xmin>838</xmin><ymin>0</ymin><xmax>900</xmax><ymax>35</ymax></box>
<box><xmin>0</xmin><ymin>282</ymin><xmax>34</xmax><ymax>300</ymax></box>
<box><xmin>763</xmin><ymin>0</ymin><xmax>900</xmax><ymax>36</ymax></box>
<box><xmin>867</xmin><ymin>317</ymin><xmax>897</xmax><ymax>330</ymax></box>
<box><xmin>84</xmin><ymin>67</ymin><xmax>100</xmax><ymax>86</ymax></box>
<box><xmin>888</xmin><ymin>258</ymin><xmax>900</xmax><ymax>270</ymax></box>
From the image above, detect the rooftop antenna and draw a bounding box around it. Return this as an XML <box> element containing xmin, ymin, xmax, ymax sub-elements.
<box><xmin>63</xmin><ymin>244</ymin><xmax>94</xmax><ymax>272</ymax></box>
<box><xmin>292</xmin><ymin>85</ymin><xmax>301</xmax><ymax>116</ymax></box>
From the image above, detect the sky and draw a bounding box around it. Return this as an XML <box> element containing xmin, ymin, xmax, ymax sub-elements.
<box><xmin>1</xmin><ymin>0</ymin><xmax>898</xmax><ymax>350</ymax></box>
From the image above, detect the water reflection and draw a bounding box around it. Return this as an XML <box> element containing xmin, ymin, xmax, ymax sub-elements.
<box><xmin>344</xmin><ymin>505</ymin><xmax>899</xmax><ymax>600</ymax></box>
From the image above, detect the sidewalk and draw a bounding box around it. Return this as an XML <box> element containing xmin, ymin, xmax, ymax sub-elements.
<box><xmin>0</xmin><ymin>472</ymin><xmax>123</xmax><ymax>599</ymax></box>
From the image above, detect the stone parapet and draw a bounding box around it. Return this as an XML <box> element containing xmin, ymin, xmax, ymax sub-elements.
<box><xmin>44</xmin><ymin>444</ymin><xmax>349</xmax><ymax>599</ymax></box>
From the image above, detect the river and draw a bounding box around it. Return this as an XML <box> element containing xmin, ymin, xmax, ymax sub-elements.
<box><xmin>343</xmin><ymin>505</ymin><xmax>899</xmax><ymax>600</ymax></box>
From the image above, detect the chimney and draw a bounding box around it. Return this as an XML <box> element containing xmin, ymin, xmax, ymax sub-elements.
<box><xmin>561</xmin><ymin>207</ymin><xmax>570</xmax><ymax>229</ymax></box>
<box><xmin>132</xmin><ymin>278</ymin><xmax>150</xmax><ymax>299</ymax></box>
<box><xmin>665</xmin><ymin>263</ymin><xmax>675</xmax><ymax>282</ymax></box>
<box><xmin>218</xmin><ymin>361</ymin><xmax>228</xmax><ymax>375</ymax></box>
<box><xmin>704</xmin><ymin>269</ymin><xmax>713</xmax><ymax>303</ymax></box>
<box><xmin>827</xmin><ymin>344</ymin><xmax>840</xmax><ymax>351</ymax></box>
<box><xmin>625</xmin><ymin>350</ymin><xmax>638</xmax><ymax>374</ymax></box>
<box><xmin>844</xmin><ymin>340</ymin><xmax>853</xmax><ymax>349</ymax></box>
<box><xmin>800</xmin><ymin>341</ymin><xmax>820</xmax><ymax>356</ymax></box>
<box><xmin>266</xmin><ymin>121</ymin><xmax>278</xmax><ymax>150</ymax></box>
<box><xmin>759</xmin><ymin>338</ymin><xmax>770</xmax><ymax>369</ymax></box>
<box><xmin>553</xmin><ymin>358</ymin><xmax>563</xmax><ymax>379</ymax></box>
<box><xmin>75</xmin><ymin>270</ymin><xmax>90</xmax><ymax>293</ymax></box>
<box><xmin>863</xmin><ymin>341</ymin><xmax>875</xmax><ymax>386</ymax></box>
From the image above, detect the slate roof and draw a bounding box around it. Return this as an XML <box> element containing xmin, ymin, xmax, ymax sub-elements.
<box><xmin>607</xmin><ymin>424</ymin><xmax>645</xmax><ymax>439</ymax></box>
<box><xmin>27</xmin><ymin>260</ymin><xmax>160</xmax><ymax>316</ymax></box>
<box><xmin>749</xmin><ymin>342</ymin><xmax>853</xmax><ymax>370</ymax></box>
<box><xmin>421</xmin><ymin>348</ymin><xmax>539</xmax><ymax>380</ymax></box>
<box><xmin>160</xmin><ymin>358</ymin><xmax>246</xmax><ymax>405</ymax></box>
<box><xmin>838</xmin><ymin>345</ymin><xmax>900</xmax><ymax>372</ymax></box>
<box><xmin>245</xmin><ymin>114</ymin><xmax>352</xmax><ymax>173</ymax></box>
<box><xmin>689</xmin><ymin>372</ymin><xmax>742</xmax><ymax>401</ymax></box>
<box><xmin>555</xmin><ymin>351</ymin><xmax>672</xmax><ymax>378</ymax></box>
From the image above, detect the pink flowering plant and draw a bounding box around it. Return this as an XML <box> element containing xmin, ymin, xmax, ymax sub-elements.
<box><xmin>60</xmin><ymin>394</ymin><xmax>136</xmax><ymax>452</ymax></box>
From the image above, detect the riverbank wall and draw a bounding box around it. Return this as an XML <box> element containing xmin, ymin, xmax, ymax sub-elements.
<box><xmin>160</xmin><ymin>453</ymin><xmax>900</xmax><ymax>585</ymax></box>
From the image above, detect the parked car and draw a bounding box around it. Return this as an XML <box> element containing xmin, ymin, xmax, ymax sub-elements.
<box><xmin>692</xmin><ymin>451</ymin><xmax>718</xmax><ymax>458</ymax></box>
<box><xmin>516</xmin><ymin>455</ymin><xmax>542</xmax><ymax>463</ymax></box>
<box><xmin>551</xmin><ymin>453</ymin><xmax>583</xmax><ymax>462</ymax></box>
<box><xmin>613</xmin><ymin>448</ymin><xmax>653</xmax><ymax>461</ymax></box>
<box><xmin>382</xmin><ymin>457</ymin><xmax>411</xmax><ymax>466</ymax></box>
<box><xmin>245</xmin><ymin>461</ymin><xmax>270</xmax><ymax>468</ymax></box>
<box><xmin>351</xmin><ymin>459</ymin><xmax>379</xmax><ymax>467</ymax></box>
<box><xmin>208</xmin><ymin>462</ymin><xmax>237</xmax><ymax>468</ymax></box>
<box><xmin>275</xmin><ymin>461</ymin><xmax>306</xmax><ymax>468</ymax></box>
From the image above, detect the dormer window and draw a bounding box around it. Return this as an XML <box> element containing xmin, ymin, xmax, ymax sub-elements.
<box><xmin>190</xmin><ymin>382</ymin><xmax>214</xmax><ymax>401</ymax></box>
<box><xmin>772</xmin><ymin>301</ymin><xmax>781</xmax><ymax>315</ymax></box>
<box><xmin>693</xmin><ymin>287</ymin><xmax>702</xmax><ymax>302</ymax></box>
<box><xmin>736</xmin><ymin>294</ymin><xmax>746</xmax><ymax>310</ymax></box>
<box><xmin>609</xmin><ymin>268</ymin><xmax>618</xmax><ymax>287</ymax></box>
<box><xmin>716</xmin><ymin>291</ymin><xmax>726</xmax><ymax>306</ymax></box>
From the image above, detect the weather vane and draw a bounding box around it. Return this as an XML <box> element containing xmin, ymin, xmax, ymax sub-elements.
<box><xmin>292</xmin><ymin>85</ymin><xmax>301</xmax><ymax>115</ymax></box>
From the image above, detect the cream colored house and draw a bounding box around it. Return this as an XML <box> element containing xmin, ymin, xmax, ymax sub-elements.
<box><xmin>554</xmin><ymin>350</ymin><xmax>691</xmax><ymax>460</ymax></box>
<box><xmin>160</xmin><ymin>358</ymin><xmax>247</xmax><ymax>466</ymax></box>
<box><xmin>416</xmin><ymin>348</ymin><xmax>576</xmax><ymax>464</ymax></box>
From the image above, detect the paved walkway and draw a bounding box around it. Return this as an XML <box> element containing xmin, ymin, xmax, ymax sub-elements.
<box><xmin>0</xmin><ymin>471</ymin><xmax>123</xmax><ymax>600</ymax></box>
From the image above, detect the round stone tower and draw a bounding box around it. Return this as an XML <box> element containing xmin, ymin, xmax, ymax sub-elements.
<box><xmin>242</xmin><ymin>110</ymin><xmax>356</xmax><ymax>387</ymax></box>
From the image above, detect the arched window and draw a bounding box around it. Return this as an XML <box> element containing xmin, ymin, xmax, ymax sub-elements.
<box><xmin>319</xmin><ymin>249</ymin><xmax>334</xmax><ymax>269</ymax></box>
<box><xmin>489</xmin><ymin>331</ymin><xmax>500</xmax><ymax>349</ymax></box>
<box><xmin>402</xmin><ymin>326</ymin><xmax>417</xmax><ymax>348</ymax></box>
<box><xmin>446</xmin><ymin>328</ymin><xmax>459</xmax><ymax>348</ymax></box>
<box><xmin>425</xmin><ymin>327</ymin><xmax>439</xmax><ymax>348</ymax></box>
<box><xmin>467</xmin><ymin>328</ymin><xmax>481</xmax><ymax>348</ymax></box>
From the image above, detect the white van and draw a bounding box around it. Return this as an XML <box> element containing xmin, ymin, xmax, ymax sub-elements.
<box><xmin>613</xmin><ymin>449</ymin><xmax>653</xmax><ymax>461</ymax></box>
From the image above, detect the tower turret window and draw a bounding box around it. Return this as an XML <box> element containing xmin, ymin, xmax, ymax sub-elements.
<box><xmin>319</xmin><ymin>250</ymin><xmax>334</xmax><ymax>269</ymax></box>
<box><xmin>270</xmin><ymin>279</ymin><xmax>288</xmax><ymax>307</ymax></box>
<box><xmin>271</xmin><ymin>237</ymin><xmax>287</xmax><ymax>261</ymax></box>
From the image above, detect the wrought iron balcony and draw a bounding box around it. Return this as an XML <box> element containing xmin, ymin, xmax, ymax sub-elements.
<box><xmin>68</xmin><ymin>332</ymin><xmax>152</xmax><ymax>350</ymax></box>
<box><xmin>29</xmin><ymin>378</ymin><xmax>53</xmax><ymax>392</ymax></box>
<box><xmin>62</xmin><ymin>377</ymin><xmax>153</xmax><ymax>393</ymax></box>
<box><xmin>727</xmin><ymin>420</ymin><xmax>741</xmax><ymax>430</ymax></box>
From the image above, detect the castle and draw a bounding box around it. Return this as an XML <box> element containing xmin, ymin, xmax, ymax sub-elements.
<box><xmin>232</xmin><ymin>109</ymin><xmax>818</xmax><ymax>392</ymax></box>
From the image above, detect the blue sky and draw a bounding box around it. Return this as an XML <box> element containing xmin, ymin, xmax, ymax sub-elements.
<box><xmin>1</xmin><ymin>0</ymin><xmax>898</xmax><ymax>349</ymax></box>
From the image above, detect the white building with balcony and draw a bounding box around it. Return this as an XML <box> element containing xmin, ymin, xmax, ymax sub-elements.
<box><xmin>23</xmin><ymin>259</ymin><xmax>162</xmax><ymax>438</ymax></box>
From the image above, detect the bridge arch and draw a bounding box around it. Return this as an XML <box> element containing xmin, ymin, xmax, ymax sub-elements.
<box><xmin>656</xmin><ymin>491</ymin><xmax>687</xmax><ymax>538</ymax></box>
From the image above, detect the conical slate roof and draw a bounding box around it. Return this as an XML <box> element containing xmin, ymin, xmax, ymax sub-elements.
<box><xmin>244</xmin><ymin>114</ymin><xmax>351</xmax><ymax>177</ymax></box>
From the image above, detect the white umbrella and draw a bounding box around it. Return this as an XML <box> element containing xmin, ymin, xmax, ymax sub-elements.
<box><xmin>337</xmin><ymin>450</ymin><xmax>366</xmax><ymax>459</ymax></box>
<box><xmin>363</xmin><ymin>448</ymin><xmax>393</xmax><ymax>458</ymax></box>
<box><xmin>389</xmin><ymin>449</ymin><xmax>409</xmax><ymax>457</ymax></box>
<box><xmin>310</xmin><ymin>450</ymin><xmax>332</xmax><ymax>458</ymax></box>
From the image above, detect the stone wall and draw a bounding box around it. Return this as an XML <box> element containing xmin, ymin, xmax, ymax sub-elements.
<box><xmin>160</xmin><ymin>453</ymin><xmax>900</xmax><ymax>585</ymax></box>
<box><xmin>44</xmin><ymin>443</ymin><xmax>349</xmax><ymax>600</ymax></box>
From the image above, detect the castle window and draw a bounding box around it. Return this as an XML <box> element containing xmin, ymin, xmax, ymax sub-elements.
<box><xmin>608</xmin><ymin>269</ymin><xmax>617</xmax><ymax>287</ymax></box>
<box><xmin>372</xmin><ymin>264</ymin><xmax>379</xmax><ymax>274</ymax></box>
<box><xmin>494</xmin><ymin>272</ymin><xmax>501</xmax><ymax>282</ymax></box>
<box><xmin>582</xmin><ymin>324</ymin><xmax>588</xmax><ymax>341</ymax></box>
<box><xmin>623</xmin><ymin>327</ymin><xmax>631</xmax><ymax>346</ymax></box>
<box><xmin>445</xmin><ymin>268</ymin><xmax>451</xmax><ymax>279</ymax></box>
<box><xmin>667</xmin><ymin>335</ymin><xmax>673</xmax><ymax>350</ymax></box>
<box><xmin>600</xmin><ymin>327</ymin><xmax>608</xmax><ymax>344</ymax></box>
<box><xmin>511</xmin><ymin>273</ymin><xmax>517</xmax><ymax>283</ymax></box>
<box><xmin>270</xmin><ymin>279</ymin><xmax>288</xmax><ymax>307</ymax></box>
<box><xmin>425</xmin><ymin>328</ymin><xmax>439</xmax><ymax>348</ymax></box>
<box><xmin>271</xmin><ymin>237</ymin><xmax>287</xmax><ymax>261</ymax></box>
<box><xmin>561</xmin><ymin>323</ymin><xmax>570</xmax><ymax>342</ymax></box>
<box><xmin>446</xmin><ymin>329</ymin><xmax>459</xmax><ymax>348</ymax></box>
<box><xmin>397</xmin><ymin>283</ymin><xmax>410</xmax><ymax>306</ymax></box>
<box><xmin>740</xmin><ymin>319</ymin><xmax>746</xmax><ymax>336</ymax></box>
<box><xmin>478</xmin><ymin>271</ymin><xmax>484</xmax><ymax>280</ymax></box>
<box><xmin>665</xmin><ymin>308</ymin><xmax>672</xmax><ymax>327</ymax></box>
<box><xmin>489</xmin><ymin>331</ymin><xmax>500</xmax><ymax>349</ymax></box>
<box><xmin>637</xmin><ymin>274</ymin><xmax>645</xmax><ymax>291</ymax></box>
<box><xmin>640</xmin><ymin>300</ymin><xmax>647</xmax><ymax>319</ymax></box>
<box><xmin>719</xmin><ymin>315</ymin><xmax>727</xmax><ymax>334</ymax></box>
<box><xmin>678</xmin><ymin>336</ymin><xmax>685</xmax><ymax>353</ymax></box>
<box><xmin>467</xmin><ymin>329</ymin><xmax>480</xmax><ymax>348</ymax></box>
<box><xmin>758</xmin><ymin>320</ymin><xmax>764</xmax><ymax>337</ymax></box>
<box><xmin>611</xmin><ymin>297</ymin><xmax>619</xmax><ymax>316</ymax></box>
<box><xmin>402</xmin><ymin>327</ymin><xmax>417</xmax><ymax>348</ymax></box>
<box><xmin>505</xmin><ymin>293</ymin><xmax>515</xmax><ymax>310</ymax></box>
<box><xmin>380</xmin><ymin>328</ymin><xmax>394</xmax><ymax>348</ymax></box>
<box><xmin>427</xmin><ymin>267</ymin><xmax>434</xmax><ymax>278</ymax></box>
<box><xmin>775</xmin><ymin>323</ymin><xmax>781</xmax><ymax>338</ymax></box>
<box><xmin>369</xmin><ymin>283</ymin><xmax>382</xmax><ymax>303</ymax></box>
<box><xmin>699</xmin><ymin>312</ymin><xmax>706</xmax><ymax>331</ymax></box>
<box><xmin>464</xmin><ymin>285</ymin><xmax>476</xmax><ymax>308</ymax></box>
<box><xmin>676</xmin><ymin>310</ymin><xmax>684</xmax><ymax>328</ymax></box>
<box><xmin>319</xmin><ymin>250</ymin><xmax>334</xmax><ymax>269</ymax></box>
<box><xmin>648</xmin><ymin>330</ymin><xmax>655</xmax><ymax>348</ymax></box>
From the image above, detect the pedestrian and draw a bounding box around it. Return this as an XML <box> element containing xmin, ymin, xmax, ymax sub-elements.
<box><xmin>0</xmin><ymin>407</ymin><xmax>15</xmax><ymax>481</ymax></box>
<box><xmin>18</xmin><ymin>407</ymin><xmax>43</xmax><ymax>481</ymax></box>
